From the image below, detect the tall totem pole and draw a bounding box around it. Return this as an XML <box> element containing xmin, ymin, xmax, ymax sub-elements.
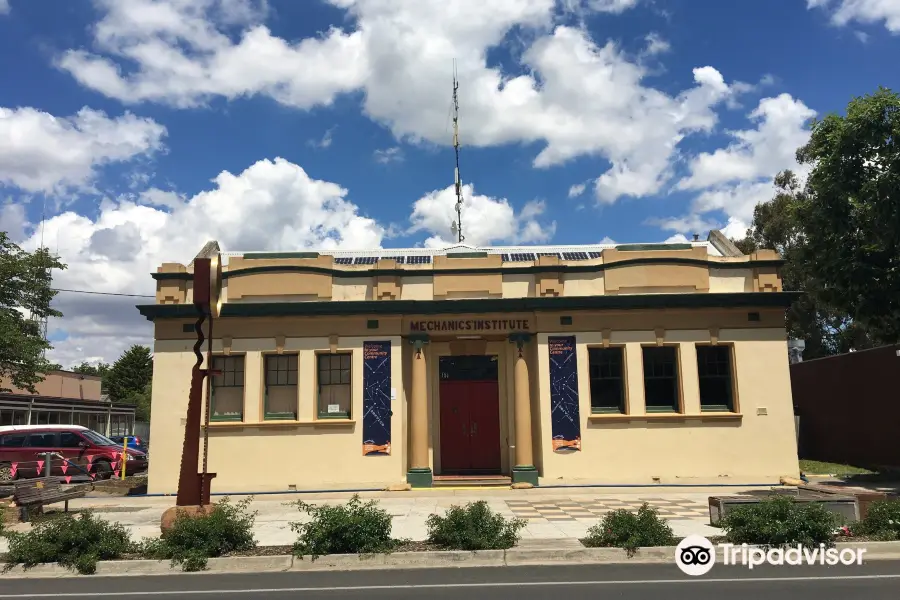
<box><xmin>175</xmin><ymin>253</ymin><xmax>222</xmax><ymax>506</ymax></box>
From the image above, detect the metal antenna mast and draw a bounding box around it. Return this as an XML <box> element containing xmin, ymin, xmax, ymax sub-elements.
<box><xmin>450</xmin><ymin>60</ymin><xmax>464</xmax><ymax>244</ymax></box>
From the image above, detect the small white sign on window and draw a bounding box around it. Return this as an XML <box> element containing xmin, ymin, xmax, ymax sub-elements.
<box><xmin>327</xmin><ymin>404</ymin><xmax>341</xmax><ymax>414</ymax></box>
<box><xmin>390</xmin><ymin>387</ymin><xmax>397</xmax><ymax>400</ymax></box>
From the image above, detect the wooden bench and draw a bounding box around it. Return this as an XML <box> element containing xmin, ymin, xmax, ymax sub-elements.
<box><xmin>13</xmin><ymin>479</ymin><xmax>87</xmax><ymax>522</ymax></box>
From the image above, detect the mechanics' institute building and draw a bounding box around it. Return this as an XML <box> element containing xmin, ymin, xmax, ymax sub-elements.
<box><xmin>138</xmin><ymin>232</ymin><xmax>801</xmax><ymax>493</ymax></box>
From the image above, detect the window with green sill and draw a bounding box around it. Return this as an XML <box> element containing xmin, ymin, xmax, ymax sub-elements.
<box><xmin>589</xmin><ymin>346</ymin><xmax>626</xmax><ymax>414</ymax></box>
<box><xmin>265</xmin><ymin>354</ymin><xmax>299</xmax><ymax>420</ymax></box>
<box><xmin>642</xmin><ymin>346</ymin><xmax>680</xmax><ymax>412</ymax></box>
<box><xmin>317</xmin><ymin>352</ymin><xmax>352</xmax><ymax>418</ymax></box>
<box><xmin>697</xmin><ymin>345</ymin><xmax>735</xmax><ymax>412</ymax></box>
<box><xmin>210</xmin><ymin>355</ymin><xmax>244</xmax><ymax>422</ymax></box>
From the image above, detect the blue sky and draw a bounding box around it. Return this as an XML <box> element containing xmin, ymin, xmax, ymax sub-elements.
<box><xmin>0</xmin><ymin>0</ymin><xmax>897</xmax><ymax>364</ymax></box>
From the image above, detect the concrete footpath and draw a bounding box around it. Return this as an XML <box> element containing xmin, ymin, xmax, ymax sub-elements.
<box><xmin>0</xmin><ymin>485</ymin><xmax>744</xmax><ymax>551</ymax></box>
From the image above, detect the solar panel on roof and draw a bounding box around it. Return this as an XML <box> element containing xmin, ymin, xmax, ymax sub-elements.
<box><xmin>354</xmin><ymin>256</ymin><xmax>378</xmax><ymax>265</ymax></box>
<box><xmin>501</xmin><ymin>254</ymin><xmax>510</xmax><ymax>261</ymax></box>
<box><xmin>381</xmin><ymin>256</ymin><xmax>405</xmax><ymax>264</ymax></box>
<box><xmin>588</xmin><ymin>251</ymin><xmax>602</xmax><ymax>259</ymax></box>
<box><xmin>334</xmin><ymin>257</ymin><xmax>353</xmax><ymax>265</ymax></box>
<box><xmin>406</xmin><ymin>255</ymin><xmax>432</xmax><ymax>265</ymax></box>
<box><xmin>507</xmin><ymin>253</ymin><xmax>536</xmax><ymax>262</ymax></box>
<box><xmin>562</xmin><ymin>252</ymin><xmax>589</xmax><ymax>261</ymax></box>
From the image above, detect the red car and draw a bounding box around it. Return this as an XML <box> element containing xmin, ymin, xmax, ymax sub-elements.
<box><xmin>0</xmin><ymin>425</ymin><xmax>148</xmax><ymax>483</ymax></box>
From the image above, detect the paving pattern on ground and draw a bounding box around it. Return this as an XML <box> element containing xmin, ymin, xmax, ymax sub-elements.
<box><xmin>504</xmin><ymin>498</ymin><xmax>709</xmax><ymax>521</ymax></box>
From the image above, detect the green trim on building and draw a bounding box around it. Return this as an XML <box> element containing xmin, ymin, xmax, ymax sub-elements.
<box><xmin>445</xmin><ymin>251</ymin><xmax>489</xmax><ymax>258</ymax></box>
<box><xmin>407</xmin><ymin>467</ymin><xmax>433</xmax><ymax>488</ymax></box>
<box><xmin>512</xmin><ymin>465</ymin><xmax>539</xmax><ymax>486</ymax></box>
<box><xmin>615</xmin><ymin>243</ymin><xmax>693</xmax><ymax>251</ymax></box>
<box><xmin>151</xmin><ymin>256</ymin><xmax>785</xmax><ymax>282</ymax></box>
<box><xmin>136</xmin><ymin>292</ymin><xmax>801</xmax><ymax>321</ymax></box>
<box><xmin>242</xmin><ymin>252</ymin><xmax>320</xmax><ymax>260</ymax></box>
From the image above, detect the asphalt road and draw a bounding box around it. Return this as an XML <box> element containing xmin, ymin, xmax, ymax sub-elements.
<box><xmin>1</xmin><ymin>561</ymin><xmax>899</xmax><ymax>599</ymax></box>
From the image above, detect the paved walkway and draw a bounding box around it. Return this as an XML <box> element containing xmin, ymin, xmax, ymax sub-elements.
<box><xmin>0</xmin><ymin>487</ymin><xmax>746</xmax><ymax>552</ymax></box>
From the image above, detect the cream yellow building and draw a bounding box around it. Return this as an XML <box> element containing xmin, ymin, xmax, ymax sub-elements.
<box><xmin>139</xmin><ymin>233</ymin><xmax>801</xmax><ymax>493</ymax></box>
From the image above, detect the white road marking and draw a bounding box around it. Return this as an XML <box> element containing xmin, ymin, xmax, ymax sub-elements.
<box><xmin>0</xmin><ymin>573</ymin><xmax>899</xmax><ymax>597</ymax></box>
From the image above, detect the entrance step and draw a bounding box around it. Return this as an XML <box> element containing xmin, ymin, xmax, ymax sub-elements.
<box><xmin>432</xmin><ymin>475</ymin><xmax>512</xmax><ymax>488</ymax></box>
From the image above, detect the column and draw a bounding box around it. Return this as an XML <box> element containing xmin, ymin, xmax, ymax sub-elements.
<box><xmin>407</xmin><ymin>335</ymin><xmax>432</xmax><ymax>487</ymax></box>
<box><xmin>510</xmin><ymin>334</ymin><xmax>539</xmax><ymax>485</ymax></box>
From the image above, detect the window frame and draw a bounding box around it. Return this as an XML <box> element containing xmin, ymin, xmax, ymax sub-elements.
<box><xmin>315</xmin><ymin>350</ymin><xmax>353</xmax><ymax>419</ymax></box>
<box><xmin>263</xmin><ymin>352</ymin><xmax>299</xmax><ymax>421</ymax></box>
<box><xmin>586</xmin><ymin>344</ymin><xmax>629</xmax><ymax>414</ymax></box>
<box><xmin>695</xmin><ymin>343</ymin><xmax>739</xmax><ymax>413</ymax></box>
<box><xmin>640</xmin><ymin>344</ymin><xmax>683</xmax><ymax>414</ymax></box>
<box><xmin>209</xmin><ymin>353</ymin><xmax>246</xmax><ymax>422</ymax></box>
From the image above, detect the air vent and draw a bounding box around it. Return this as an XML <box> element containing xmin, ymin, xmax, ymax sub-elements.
<box><xmin>182</xmin><ymin>323</ymin><xmax>194</xmax><ymax>333</ymax></box>
<box><xmin>334</xmin><ymin>257</ymin><xmax>354</xmax><ymax>265</ymax></box>
<box><xmin>560</xmin><ymin>316</ymin><xmax>573</xmax><ymax>326</ymax></box>
<box><xmin>406</xmin><ymin>255</ymin><xmax>432</xmax><ymax>265</ymax></box>
<box><xmin>367</xmin><ymin>320</ymin><xmax>379</xmax><ymax>329</ymax></box>
<box><xmin>538</xmin><ymin>252</ymin><xmax>559</xmax><ymax>258</ymax></box>
<box><xmin>447</xmin><ymin>251</ymin><xmax>488</xmax><ymax>259</ymax></box>
<box><xmin>748</xmin><ymin>312</ymin><xmax>761</xmax><ymax>322</ymax></box>
<box><xmin>381</xmin><ymin>256</ymin><xmax>405</xmax><ymax>264</ymax></box>
<box><xmin>562</xmin><ymin>252</ymin><xmax>589</xmax><ymax>261</ymax></box>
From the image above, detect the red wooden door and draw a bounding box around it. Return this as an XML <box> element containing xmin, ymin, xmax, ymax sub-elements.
<box><xmin>467</xmin><ymin>381</ymin><xmax>501</xmax><ymax>472</ymax></box>
<box><xmin>439</xmin><ymin>380</ymin><xmax>471</xmax><ymax>473</ymax></box>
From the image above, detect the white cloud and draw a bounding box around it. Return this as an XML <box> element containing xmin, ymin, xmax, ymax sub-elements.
<box><xmin>643</xmin><ymin>32</ymin><xmax>671</xmax><ymax>55</ymax></box>
<box><xmin>599</xmin><ymin>236</ymin><xmax>616</xmax><ymax>244</ymax></box>
<box><xmin>678</xmin><ymin>94</ymin><xmax>815</xmax><ymax>192</ymax></box>
<box><xmin>308</xmin><ymin>127</ymin><xmax>335</xmax><ymax>149</ymax></box>
<box><xmin>652</xmin><ymin>94</ymin><xmax>815</xmax><ymax>240</ymax></box>
<box><xmin>808</xmin><ymin>0</ymin><xmax>900</xmax><ymax>33</ymax></box>
<box><xmin>408</xmin><ymin>183</ymin><xmax>555</xmax><ymax>248</ymax></box>
<box><xmin>373</xmin><ymin>147</ymin><xmax>403</xmax><ymax>164</ymax></box>
<box><xmin>0</xmin><ymin>200</ymin><xmax>27</xmax><ymax>240</ymax></box>
<box><xmin>663</xmin><ymin>233</ymin><xmax>690</xmax><ymax>243</ymax></box>
<box><xmin>59</xmin><ymin>0</ymin><xmax>740</xmax><ymax>204</ymax></box>
<box><xmin>567</xmin><ymin>182</ymin><xmax>587</xmax><ymax>198</ymax></box>
<box><xmin>9</xmin><ymin>156</ymin><xmax>554</xmax><ymax>365</ymax></box>
<box><xmin>0</xmin><ymin>106</ymin><xmax>166</xmax><ymax>193</ymax></box>
<box><xmin>0</xmin><ymin>0</ymin><xmax>10</xmax><ymax>15</ymax></box>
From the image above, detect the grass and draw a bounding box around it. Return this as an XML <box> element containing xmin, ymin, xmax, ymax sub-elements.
<box><xmin>799</xmin><ymin>460</ymin><xmax>874</xmax><ymax>476</ymax></box>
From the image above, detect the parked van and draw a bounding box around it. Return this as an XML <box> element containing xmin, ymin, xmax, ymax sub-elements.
<box><xmin>0</xmin><ymin>425</ymin><xmax>148</xmax><ymax>483</ymax></box>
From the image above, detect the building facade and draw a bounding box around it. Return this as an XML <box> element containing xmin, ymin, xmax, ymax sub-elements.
<box><xmin>0</xmin><ymin>370</ymin><xmax>137</xmax><ymax>437</ymax></box>
<box><xmin>139</xmin><ymin>234</ymin><xmax>801</xmax><ymax>493</ymax></box>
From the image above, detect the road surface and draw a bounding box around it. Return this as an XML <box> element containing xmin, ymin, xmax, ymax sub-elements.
<box><xmin>1</xmin><ymin>561</ymin><xmax>899</xmax><ymax>599</ymax></box>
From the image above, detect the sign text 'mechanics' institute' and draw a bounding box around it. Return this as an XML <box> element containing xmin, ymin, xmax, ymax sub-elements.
<box><xmin>409</xmin><ymin>319</ymin><xmax>531</xmax><ymax>333</ymax></box>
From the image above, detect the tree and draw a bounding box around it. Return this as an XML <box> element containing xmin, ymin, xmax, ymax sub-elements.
<box><xmin>0</xmin><ymin>232</ymin><xmax>66</xmax><ymax>393</ymax></box>
<box><xmin>124</xmin><ymin>383</ymin><xmax>152</xmax><ymax>421</ymax></box>
<box><xmin>794</xmin><ymin>87</ymin><xmax>900</xmax><ymax>344</ymax></box>
<box><xmin>105</xmin><ymin>345</ymin><xmax>153</xmax><ymax>404</ymax></box>
<box><xmin>72</xmin><ymin>362</ymin><xmax>111</xmax><ymax>378</ymax></box>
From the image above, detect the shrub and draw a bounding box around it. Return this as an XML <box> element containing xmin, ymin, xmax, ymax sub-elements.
<box><xmin>3</xmin><ymin>512</ymin><xmax>133</xmax><ymax>575</ymax></box>
<box><xmin>582</xmin><ymin>503</ymin><xmax>676</xmax><ymax>556</ymax></box>
<box><xmin>719</xmin><ymin>495</ymin><xmax>838</xmax><ymax>549</ymax></box>
<box><xmin>141</xmin><ymin>497</ymin><xmax>257</xmax><ymax>572</ymax></box>
<box><xmin>426</xmin><ymin>501</ymin><xmax>526</xmax><ymax>550</ymax></box>
<box><xmin>852</xmin><ymin>499</ymin><xmax>900</xmax><ymax>541</ymax></box>
<box><xmin>290</xmin><ymin>494</ymin><xmax>397</xmax><ymax>560</ymax></box>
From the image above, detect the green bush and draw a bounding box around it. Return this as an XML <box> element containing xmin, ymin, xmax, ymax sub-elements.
<box><xmin>141</xmin><ymin>497</ymin><xmax>257</xmax><ymax>572</ymax></box>
<box><xmin>719</xmin><ymin>495</ymin><xmax>838</xmax><ymax>549</ymax></box>
<box><xmin>426</xmin><ymin>501</ymin><xmax>526</xmax><ymax>550</ymax></box>
<box><xmin>3</xmin><ymin>512</ymin><xmax>133</xmax><ymax>575</ymax></box>
<box><xmin>852</xmin><ymin>499</ymin><xmax>900</xmax><ymax>541</ymax></box>
<box><xmin>290</xmin><ymin>494</ymin><xmax>398</xmax><ymax>560</ymax></box>
<box><xmin>582</xmin><ymin>503</ymin><xmax>676</xmax><ymax>556</ymax></box>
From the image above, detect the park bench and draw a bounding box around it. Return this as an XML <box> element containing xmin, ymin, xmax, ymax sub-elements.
<box><xmin>13</xmin><ymin>479</ymin><xmax>87</xmax><ymax>522</ymax></box>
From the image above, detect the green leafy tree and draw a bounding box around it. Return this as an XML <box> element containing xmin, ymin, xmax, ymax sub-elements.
<box><xmin>734</xmin><ymin>172</ymin><xmax>875</xmax><ymax>358</ymax></box>
<box><xmin>124</xmin><ymin>383</ymin><xmax>152</xmax><ymax>421</ymax></box>
<box><xmin>72</xmin><ymin>362</ymin><xmax>111</xmax><ymax>378</ymax></box>
<box><xmin>0</xmin><ymin>232</ymin><xmax>66</xmax><ymax>393</ymax></box>
<box><xmin>793</xmin><ymin>87</ymin><xmax>900</xmax><ymax>344</ymax></box>
<box><xmin>106</xmin><ymin>345</ymin><xmax>153</xmax><ymax>404</ymax></box>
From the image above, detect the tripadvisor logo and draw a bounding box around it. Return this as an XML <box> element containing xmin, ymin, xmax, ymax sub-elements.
<box><xmin>676</xmin><ymin>535</ymin><xmax>867</xmax><ymax>576</ymax></box>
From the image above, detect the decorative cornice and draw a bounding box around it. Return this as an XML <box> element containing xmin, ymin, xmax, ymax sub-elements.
<box><xmin>136</xmin><ymin>292</ymin><xmax>802</xmax><ymax>321</ymax></box>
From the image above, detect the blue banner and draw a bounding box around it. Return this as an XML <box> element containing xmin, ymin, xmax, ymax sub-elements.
<box><xmin>362</xmin><ymin>341</ymin><xmax>392</xmax><ymax>456</ymax></box>
<box><xmin>548</xmin><ymin>336</ymin><xmax>582</xmax><ymax>451</ymax></box>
